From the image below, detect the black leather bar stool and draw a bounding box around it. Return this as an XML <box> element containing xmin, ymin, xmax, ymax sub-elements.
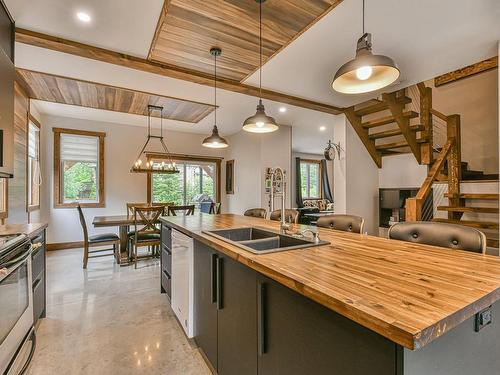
<box><xmin>388</xmin><ymin>221</ymin><xmax>486</xmax><ymax>254</ymax></box>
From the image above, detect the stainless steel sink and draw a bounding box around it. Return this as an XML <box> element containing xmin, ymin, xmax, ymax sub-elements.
<box><xmin>203</xmin><ymin>227</ymin><xmax>329</xmax><ymax>254</ymax></box>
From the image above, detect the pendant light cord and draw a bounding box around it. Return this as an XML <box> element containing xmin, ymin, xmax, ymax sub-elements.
<box><xmin>259</xmin><ymin>0</ymin><xmax>262</xmax><ymax>99</ymax></box>
<box><xmin>362</xmin><ymin>0</ymin><xmax>365</xmax><ymax>34</ymax></box>
<box><xmin>214</xmin><ymin>51</ymin><xmax>217</xmax><ymax>127</ymax></box>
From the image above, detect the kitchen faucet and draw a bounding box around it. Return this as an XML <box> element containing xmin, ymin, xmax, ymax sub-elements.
<box><xmin>270</xmin><ymin>167</ymin><xmax>289</xmax><ymax>234</ymax></box>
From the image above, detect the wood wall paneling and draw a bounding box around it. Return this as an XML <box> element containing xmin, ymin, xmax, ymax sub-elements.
<box><xmin>8</xmin><ymin>82</ymin><xmax>29</xmax><ymax>224</ymax></box>
<box><xmin>434</xmin><ymin>56</ymin><xmax>498</xmax><ymax>87</ymax></box>
<box><xmin>17</xmin><ymin>69</ymin><xmax>215</xmax><ymax>123</ymax></box>
<box><xmin>15</xmin><ymin>28</ymin><xmax>343</xmax><ymax>115</ymax></box>
<box><xmin>149</xmin><ymin>0</ymin><xmax>343</xmax><ymax>81</ymax></box>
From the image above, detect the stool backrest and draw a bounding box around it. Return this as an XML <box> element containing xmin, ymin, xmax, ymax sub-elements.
<box><xmin>316</xmin><ymin>214</ymin><xmax>364</xmax><ymax>234</ymax></box>
<box><xmin>388</xmin><ymin>221</ymin><xmax>486</xmax><ymax>254</ymax></box>
<box><xmin>270</xmin><ymin>209</ymin><xmax>299</xmax><ymax>224</ymax></box>
<box><xmin>244</xmin><ymin>208</ymin><xmax>267</xmax><ymax>219</ymax></box>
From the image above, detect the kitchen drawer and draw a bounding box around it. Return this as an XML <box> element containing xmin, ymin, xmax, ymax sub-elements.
<box><xmin>33</xmin><ymin>274</ymin><xmax>45</xmax><ymax>323</ymax></box>
<box><xmin>162</xmin><ymin>225</ymin><xmax>172</xmax><ymax>249</ymax></box>
<box><xmin>161</xmin><ymin>269</ymin><xmax>172</xmax><ymax>299</ymax></box>
<box><xmin>161</xmin><ymin>244</ymin><xmax>172</xmax><ymax>274</ymax></box>
<box><xmin>31</xmin><ymin>245</ymin><xmax>45</xmax><ymax>283</ymax></box>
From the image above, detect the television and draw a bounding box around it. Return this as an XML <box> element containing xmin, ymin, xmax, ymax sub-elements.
<box><xmin>0</xmin><ymin>0</ymin><xmax>14</xmax><ymax>178</ymax></box>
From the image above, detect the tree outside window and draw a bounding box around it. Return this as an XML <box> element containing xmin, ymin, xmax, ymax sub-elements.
<box><xmin>300</xmin><ymin>160</ymin><xmax>321</xmax><ymax>199</ymax></box>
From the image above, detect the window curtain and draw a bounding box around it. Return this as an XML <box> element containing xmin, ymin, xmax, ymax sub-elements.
<box><xmin>295</xmin><ymin>157</ymin><xmax>303</xmax><ymax>207</ymax></box>
<box><xmin>321</xmin><ymin>159</ymin><xmax>333</xmax><ymax>203</ymax></box>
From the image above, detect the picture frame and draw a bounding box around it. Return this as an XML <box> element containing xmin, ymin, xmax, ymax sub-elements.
<box><xmin>225</xmin><ymin>159</ymin><xmax>234</xmax><ymax>194</ymax></box>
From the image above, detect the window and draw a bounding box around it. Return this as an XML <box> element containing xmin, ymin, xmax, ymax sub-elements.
<box><xmin>300</xmin><ymin>160</ymin><xmax>322</xmax><ymax>199</ymax></box>
<box><xmin>27</xmin><ymin>117</ymin><xmax>41</xmax><ymax>211</ymax></box>
<box><xmin>53</xmin><ymin>128</ymin><xmax>105</xmax><ymax>208</ymax></box>
<box><xmin>148</xmin><ymin>155</ymin><xmax>221</xmax><ymax>206</ymax></box>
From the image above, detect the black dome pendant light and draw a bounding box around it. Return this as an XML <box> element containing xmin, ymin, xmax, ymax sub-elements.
<box><xmin>332</xmin><ymin>0</ymin><xmax>400</xmax><ymax>94</ymax></box>
<box><xmin>242</xmin><ymin>0</ymin><xmax>278</xmax><ymax>133</ymax></box>
<box><xmin>202</xmin><ymin>47</ymin><xmax>229</xmax><ymax>148</ymax></box>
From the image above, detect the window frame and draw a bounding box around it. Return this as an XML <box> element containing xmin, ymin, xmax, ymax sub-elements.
<box><xmin>146</xmin><ymin>153</ymin><xmax>222</xmax><ymax>205</ymax></box>
<box><xmin>300</xmin><ymin>159</ymin><xmax>323</xmax><ymax>200</ymax></box>
<box><xmin>27</xmin><ymin>115</ymin><xmax>41</xmax><ymax>212</ymax></box>
<box><xmin>53</xmin><ymin>127</ymin><xmax>106</xmax><ymax>208</ymax></box>
<box><xmin>0</xmin><ymin>178</ymin><xmax>8</xmax><ymax>223</ymax></box>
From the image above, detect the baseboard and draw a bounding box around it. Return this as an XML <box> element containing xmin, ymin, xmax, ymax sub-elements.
<box><xmin>46</xmin><ymin>241</ymin><xmax>83</xmax><ymax>251</ymax></box>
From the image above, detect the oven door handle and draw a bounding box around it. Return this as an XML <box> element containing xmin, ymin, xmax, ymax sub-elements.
<box><xmin>0</xmin><ymin>245</ymin><xmax>33</xmax><ymax>282</ymax></box>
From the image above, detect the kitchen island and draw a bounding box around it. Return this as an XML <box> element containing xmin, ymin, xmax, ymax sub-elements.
<box><xmin>160</xmin><ymin>214</ymin><xmax>500</xmax><ymax>375</ymax></box>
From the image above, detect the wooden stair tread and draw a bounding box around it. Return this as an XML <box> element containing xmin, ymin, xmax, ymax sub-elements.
<box><xmin>376</xmin><ymin>138</ymin><xmax>427</xmax><ymax>150</ymax></box>
<box><xmin>432</xmin><ymin>218</ymin><xmax>499</xmax><ymax>230</ymax></box>
<box><xmin>444</xmin><ymin>193</ymin><xmax>499</xmax><ymax>200</ymax></box>
<box><xmin>362</xmin><ymin>111</ymin><xmax>418</xmax><ymax>129</ymax></box>
<box><xmin>369</xmin><ymin>125</ymin><xmax>424</xmax><ymax>140</ymax></box>
<box><xmin>437</xmin><ymin>206</ymin><xmax>499</xmax><ymax>214</ymax></box>
<box><xmin>354</xmin><ymin>96</ymin><xmax>412</xmax><ymax>117</ymax></box>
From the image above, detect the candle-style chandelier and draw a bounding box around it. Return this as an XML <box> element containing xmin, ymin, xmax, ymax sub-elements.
<box><xmin>130</xmin><ymin>105</ymin><xmax>179</xmax><ymax>174</ymax></box>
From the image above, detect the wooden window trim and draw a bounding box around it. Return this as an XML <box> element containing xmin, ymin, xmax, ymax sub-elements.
<box><xmin>27</xmin><ymin>115</ymin><xmax>41</xmax><ymax>212</ymax></box>
<box><xmin>146</xmin><ymin>152</ymin><xmax>222</xmax><ymax>204</ymax></box>
<box><xmin>0</xmin><ymin>180</ymin><xmax>8</xmax><ymax>221</ymax></box>
<box><xmin>53</xmin><ymin>127</ymin><xmax>106</xmax><ymax>208</ymax></box>
<box><xmin>300</xmin><ymin>159</ymin><xmax>324</xmax><ymax>200</ymax></box>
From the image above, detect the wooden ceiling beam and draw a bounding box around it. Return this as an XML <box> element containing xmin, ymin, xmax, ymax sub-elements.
<box><xmin>434</xmin><ymin>56</ymin><xmax>498</xmax><ymax>87</ymax></box>
<box><xmin>16</xmin><ymin>28</ymin><xmax>343</xmax><ymax>115</ymax></box>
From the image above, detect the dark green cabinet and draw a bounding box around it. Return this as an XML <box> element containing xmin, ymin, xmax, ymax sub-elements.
<box><xmin>257</xmin><ymin>275</ymin><xmax>398</xmax><ymax>375</ymax></box>
<box><xmin>160</xmin><ymin>224</ymin><xmax>172</xmax><ymax>298</ymax></box>
<box><xmin>31</xmin><ymin>230</ymin><xmax>46</xmax><ymax>324</ymax></box>
<box><xmin>193</xmin><ymin>240</ymin><xmax>257</xmax><ymax>375</ymax></box>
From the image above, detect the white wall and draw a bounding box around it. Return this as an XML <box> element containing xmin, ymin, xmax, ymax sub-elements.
<box><xmin>225</xmin><ymin>126</ymin><xmax>292</xmax><ymax>216</ymax></box>
<box><xmin>39</xmin><ymin>115</ymin><xmax>226</xmax><ymax>244</ymax></box>
<box><xmin>379</xmin><ymin>154</ymin><xmax>428</xmax><ymax>189</ymax></box>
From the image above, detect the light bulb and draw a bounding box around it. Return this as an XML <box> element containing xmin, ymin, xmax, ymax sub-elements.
<box><xmin>356</xmin><ymin>66</ymin><xmax>373</xmax><ymax>80</ymax></box>
<box><xmin>256</xmin><ymin>121</ymin><xmax>265</xmax><ymax>128</ymax></box>
<box><xmin>138</xmin><ymin>159</ymin><xmax>142</xmax><ymax>166</ymax></box>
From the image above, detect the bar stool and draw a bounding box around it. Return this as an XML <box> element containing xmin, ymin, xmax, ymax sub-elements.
<box><xmin>244</xmin><ymin>208</ymin><xmax>267</xmax><ymax>219</ymax></box>
<box><xmin>388</xmin><ymin>221</ymin><xmax>486</xmax><ymax>254</ymax></box>
<box><xmin>316</xmin><ymin>214</ymin><xmax>365</xmax><ymax>234</ymax></box>
<box><xmin>269</xmin><ymin>209</ymin><xmax>299</xmax><ymax>224</ymax></box>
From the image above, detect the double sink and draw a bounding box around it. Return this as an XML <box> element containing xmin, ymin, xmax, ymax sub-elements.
<box><xmin>203</xmin><ymin>227</ymin><xmax>329</xmax><ymax>255</ymax></box>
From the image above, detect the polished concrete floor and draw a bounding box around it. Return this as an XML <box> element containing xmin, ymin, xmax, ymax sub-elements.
<box><xmin>27</xmin><ymin>249</ymin><xmax>211</xmax><ymax>375</ymax></box>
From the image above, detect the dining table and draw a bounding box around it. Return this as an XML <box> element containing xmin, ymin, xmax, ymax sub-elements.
<box><xmin>92</xmin><ymin>214</ymin><xmax>160</xmax><ymax>265</ymax></box>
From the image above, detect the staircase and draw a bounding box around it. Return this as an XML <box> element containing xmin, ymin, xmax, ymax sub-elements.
<box><xmin>346</xmin><ymin>82</ymin><xmax>499</xmax><ymax>251</ymax></box>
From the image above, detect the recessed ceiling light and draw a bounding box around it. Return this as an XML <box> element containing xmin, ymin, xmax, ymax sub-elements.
<box><xmin>76</xmin><ymin>12</ymin><xmax>91</xmax><ymax>23</ymax></box>
<box><xmin>319</xmin><ymin>126</ymin><xmax>326</xmax><ymax>131</ymax></box>
<box><xmin>279</xmin><ymin>107</ymin><xmax>287</xmax><ymax>113</ymax></box>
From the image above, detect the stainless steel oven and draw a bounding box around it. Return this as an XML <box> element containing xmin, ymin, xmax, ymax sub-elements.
<box><xmin>0</xmin><ymin>235</ymin><xmax>36</xmax><ymax>375</ymax></box>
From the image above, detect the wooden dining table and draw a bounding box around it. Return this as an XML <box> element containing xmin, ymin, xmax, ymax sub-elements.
<box><xmin>92</xmin><ymin>214</ymin><xmax>160</xmax><ymax>265</ymax></box>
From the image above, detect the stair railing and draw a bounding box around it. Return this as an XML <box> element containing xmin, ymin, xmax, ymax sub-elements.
<box><xmin>406</xmin><ymin>82</ymin><xmax>462</xmax><ymax>221</ymax></box>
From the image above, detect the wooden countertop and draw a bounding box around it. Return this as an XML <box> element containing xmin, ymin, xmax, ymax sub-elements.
<box><xmin>0</xmin><ymin>223</ymin><xmax>48</xmax><ymax>237</ymax></box>
<box><xmin>161</xmin><ymin>214</ymin><xmax>500</xmax><ymax>350</ymax></box>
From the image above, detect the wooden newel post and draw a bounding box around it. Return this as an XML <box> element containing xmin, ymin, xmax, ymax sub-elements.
<box><xmin>446</xmin><ymin>115</ymin><xmax>461</xmax><ymax>220</ymax></box>
<box><xmin>420</xmin><ymin>87</ymin><xmax>433</xmax><ymax>165</ymax></box>
<box><xmin>405</xmin><ymin>198</ymin><xmax>421</xmax><ymax>221</ymax></box>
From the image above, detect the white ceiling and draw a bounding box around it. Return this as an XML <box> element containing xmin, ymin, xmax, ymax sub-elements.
<box><xmin>5</xmin><ymin>0</ymin><xmax>164</xmax><ymax>57</ymax></box>
<box><xmin>7</xmin><ymin>0</ymin><xmax>500</xmax><ymax>152</ymax></box>
<box><xmin>245</xmin><ymin>0</ymin><xmax>500</xmax><ymax>107</ymax></box>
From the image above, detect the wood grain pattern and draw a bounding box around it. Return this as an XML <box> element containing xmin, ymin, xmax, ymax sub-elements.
<box><xmin>149</xmin><ymin>0</ymin><xmax>342</xmax><ymax>81</ymax></box>
<box><xmin>160</xmin><ymin>213</ymin><xmax>500</xmax><ymax>350</ymax></box>
<box><xmin>434</xmin><ymin>56</ymin><xmax>498</xmax><ymax>87</ymax></box>
<box><xmin>15</xmin><ymin>28</ymin><xmax>343</xmax><ymax>115</ymax></box>
<box><xmin>17</xmin><ymin>69</ymin><xmax>215</xmax><ymax>123</ymax></box>
<box><xmin>0</xmin><ymin>222</ymin><xmax>47</xmax><ymax>237</ymax></box>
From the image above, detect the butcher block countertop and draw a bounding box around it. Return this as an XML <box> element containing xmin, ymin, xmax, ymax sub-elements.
<box><xmin>0</xmin><ymin>223</ymin><xmax>47</xmax><ymax>237</ymax></box>
<box><xmin>161</xmin><ymin>214</ymin><xmax>500</xmax><ymax>350</ymax></box>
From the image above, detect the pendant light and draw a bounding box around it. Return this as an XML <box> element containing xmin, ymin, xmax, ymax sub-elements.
<box><xmin>332</xmin><ymin>0</ymin><xmax>400</xmax><ymax>94</ymax></box>
<box><xmin>203</xmin><ymin>48</ymin><xmax>229</xmax><ymax>148</ymax></box>
<box><xmin>131</xmin><ymin>105</ymin><xmax>179</xmax><ymax>174</ymax></box>
<box><xmin>242</xmin><ymin>0</ymin><xmax>278</xmax><ymax>133</ymax></box>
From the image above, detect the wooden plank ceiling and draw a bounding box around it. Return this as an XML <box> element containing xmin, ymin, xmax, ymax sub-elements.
<box><xmin>17</xmin><ymin>69</ymin><xmax>215</xmax><ymax>123</ymax></box>
<box><xmin>149</xmin><ymin>0</ymin><xmax>342</xmax><ymax>81</ymax></box>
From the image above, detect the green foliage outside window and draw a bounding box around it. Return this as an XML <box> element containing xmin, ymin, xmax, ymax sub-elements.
<box><xmin>300</xmin><ymin>161</ymin><xmax>320</xmax><ymax>199</ymax></box>
<box><xmin>63</xmin><ymin>162</ymin><xmax>97</xmax><ymax>201</ymax></box>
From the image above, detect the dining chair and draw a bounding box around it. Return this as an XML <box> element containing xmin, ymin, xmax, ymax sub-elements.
<box><xmin>200</xmin><ymin>202</ymin><xmax>213</xmax><ymax>214</ymax></box>
<box><xmin>388</xmin><ymin>221</ymin><xmax>486</xmax><ymax>254</ymax></box>
<box><xmin>130</xmin><ymin>206</ymin><xmax>165</xmax><ymax>269</ymax></box>
<box><xmin>211</xmin><ymin>202</ymin><xmax>222</xmax><ymax>214</ymax></box>
<box><xmin>244</xmin><ymin>208</ymin><xmax>267</xmax><ymax>219</ymax></box>
<box><xmin>269</xmin><ymin>209</ymin><xmax>299</xmax><ymax>224</ymax></box>
<box><xmin>168</xmin><ymin>205</ymin><xmax>195</xmax><ymax>216</ymax></box>
<box><xmin>316</xmin><ymin>214</ymin><xmax>365</xmax><ymax>234</ymax></box>
<box><xmin>126</xmin><ymin>202</ymin><xmax>149</xmax><ymax>216</ymax></box>
<box><xmin>77</xmin><ymin>204</ymin><xmax>121</xmax><ymax>269</ymax></box>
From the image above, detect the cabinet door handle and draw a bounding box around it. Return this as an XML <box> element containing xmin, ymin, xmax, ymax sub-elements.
<box><xmin>216</xmin><ymin>257</ymin><xmax>223</xmax><ymax>310</ymax></box>
<box><xmin>211</xmin><ymin>253</ymin><xmax>218</xmax><ymax>304</ymax></box>
<box><xmin>163</xmin><ymin>270</ymin><xmax>171</xmax><ymax>280</ymax></box>
<box><xmin>258</xmin><ymin>281</ymin><xmax>267</xmax><ymax>355</ymax></box>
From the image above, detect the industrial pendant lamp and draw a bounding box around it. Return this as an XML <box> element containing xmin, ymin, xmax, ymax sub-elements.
<box><xmin>242</xmin><ymin>0</ymin><xmax>278</xmax><ymax>133</ymax></box>
<box><xmin>202</xmin><ymin>47</ymin><xmax>229</xmax><ymax>148</ymax></box>
<box><xmin>332</xmin><ymin>0</ymin><xmax>400</xmax><ymax>94</ymax></box>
